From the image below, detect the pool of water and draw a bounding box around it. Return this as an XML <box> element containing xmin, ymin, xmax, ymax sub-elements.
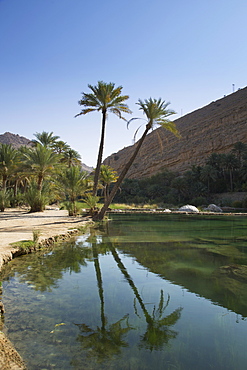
<box><xmin>1</xmin><ymin>213</ymin><xmax>247</xmax><ymax>369</ymax></box>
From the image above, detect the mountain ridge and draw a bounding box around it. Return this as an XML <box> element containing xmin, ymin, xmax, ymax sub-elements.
<box><xmin>104</xmin><ymin>87</ymin><xmax>247</xmax><ymax>178</ymax></box>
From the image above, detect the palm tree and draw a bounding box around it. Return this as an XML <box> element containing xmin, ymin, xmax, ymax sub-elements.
<box><xmin>58</xmin><ymin>166</ymin><xmax>88</xmax><ymax>216</ymax></box>
<box><xmin>231</xmin><ymin>141</ymin><xmax>247</xmax><ymax>164</ymax></box>
<box><xmin>52</xmin><ymin>140</ymin><xmax>70</xmax><ymax>154</ymax></box>
<box><xmin>32</xmin><ymin>131</ymin><xmax>60</xmax><ymax>147</ymax></box>
<box><xmin>99</xmin><ymin>165</ymin><xmax>118</xmax><ymax>202</ymax></box>
<box><xmin>96</xmin><ymin>98</ymin><xmax>179</xmax><ymax>220</ymax></box>
<box><xmin>61</xmin><ymin>148</ymin><xmax>81</xmax><ymax>168</ymax></box>
<box><xmin>0</xmin><ymin>144</ymin><xmax>19</xmax><ymax>192</ymax></box>
<box><xmin>200</xmin><ymin>164</ymin><xmax>218</xmax><ymax>192</ymax></box>
<box><xmin>75</xmin><ymin>81</ymin><xmax>132</xmax><ymax>196</ymax></box>
<box><xmin>24</xmin><ymin>144</ymin><xmax>60</xmax><ymax>191</ymax></box>
<box><xmin>221</xmin><ymin>153</ymin><xmax>239</xmax><ymax>191</ymax></box>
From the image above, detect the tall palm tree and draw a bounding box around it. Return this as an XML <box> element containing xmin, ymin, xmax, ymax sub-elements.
<box><xmin>96</xmin><ymin>98</ymin><xmax>179</xmax><ymax>220</ymax></box>
<box><xmin>75</xmin><ymin>81</ymin><xmax>132</xmax><ymax>196</ymax></box>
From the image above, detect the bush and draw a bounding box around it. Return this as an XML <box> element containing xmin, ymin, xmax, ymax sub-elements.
<box><xmin>191</xmin><ymin>196</ymin><xmax>207</xmax><ymax>206</ymax></box>
<box><xmin>25</xmin><ymin>182</ymin><xmax>50</xmax><ymax>212</ymax></box>
<box><xmin>242</xmin><ymin>197</ymin><xmax>247</xmax><ymax>209</ymax></box>
<box><xmin>0</xmin><ymin>190</ymin><xmax>10</xmax><ymax>212</ymax></box>
<box><xmin>231</xmin><ymin>200</ymin><xmax>243</xmax><ymax>208</ymax></box>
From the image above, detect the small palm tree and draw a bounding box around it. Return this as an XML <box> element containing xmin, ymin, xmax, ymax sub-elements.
<box><xmin>61</xmin><ymin>148</ymin><xmax>81</xmax><ymax>168</ymax></box>
<box><xmin>24</xmin><ymin>144</ymin><xmax>60</xmax><ymax>191</ymax></box>
<box><xmin>52</xmin><ymin>140</ymin><xmax>70</xmax><ymax>154</ymax></box>
<box><xmin>100</xmin><ymin>165</ymin><xmax>118</xmax><ymax>202</ymax></box>
<box><xmin>96</xmin><ymin>98</ymin><xmax>179</xmax><ymax>220</ymax></box>
<box><xmin>75</xmin><ymin>81</ymin><xmax>132</xmax><ymax>196</ymax></box>
<box><xmin>0</xmin><ymin>144</ymin><xmax>19</xmax><ymax>192</ymax></box>
<box><xmin>200</xmin><ymin>165</ymin><xmax>218</xmax><ymax>192</ymax></box>
<box><xmin>58</xmin><ymin>166</ymin><xmax>88</xmax><ymax>216</ymax></box>
<box><xmin>32</xmin><ymin>131</ymin><xmax>60</xmax><ymax>148</ymax></box>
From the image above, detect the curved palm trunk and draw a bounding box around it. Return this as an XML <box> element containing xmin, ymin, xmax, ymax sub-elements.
<box><xmin>109</xmin><ymin>245</ymin><xmax>152</xmax><ymax>324</ymax></box>
<box><xmin>95</xmin><ymin>125</ymin><xmax>150</xmax><ymax>221</ymax></box>
<box><xmin>93</xmin><ymin>110</ymin><xmax>107</xmax><ymax>196</ymax></box>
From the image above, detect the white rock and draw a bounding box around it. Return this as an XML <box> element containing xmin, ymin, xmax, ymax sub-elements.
<box><xmin>179</xmin><ymin>205</ymin><xmax>200</xmax><ymax>213</ymax></box>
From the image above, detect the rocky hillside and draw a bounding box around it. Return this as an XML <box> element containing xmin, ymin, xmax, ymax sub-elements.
<box><xmin>0</xmin><ymin>132</ymin><xmax>31</xmax><ymax>148</ymax></box>
<box><xmin>104</xmin><ymin>87</ymin><xmax>247</xmax><ymax>179</ymax></box>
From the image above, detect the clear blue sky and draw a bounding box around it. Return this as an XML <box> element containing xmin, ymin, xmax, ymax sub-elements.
<box><xmin>1</xmin><ymin>0</ymin><xmax>247</xmax><ymax>166</ymax></box>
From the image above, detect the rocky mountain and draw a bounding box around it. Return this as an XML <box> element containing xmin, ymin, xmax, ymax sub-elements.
<box><xmin>0</xmin><ymin>132</ymin><xmax>32</xmax><ymax>148</ymax></box>
<box><xmin>104</xmin><ymin>87</ymin><xmax>247</xmax><ymax>179</ymax></box>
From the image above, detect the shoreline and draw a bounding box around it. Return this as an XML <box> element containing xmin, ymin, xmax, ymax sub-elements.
<box><xmin>0</xmin><ymin>207</ymin><xmax>93</xmax><ymax>370</ymax></box>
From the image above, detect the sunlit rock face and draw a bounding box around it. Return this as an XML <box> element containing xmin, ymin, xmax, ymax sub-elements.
<box><xmin>104</xmin><ymin>87</ymin><xmax>247</xmax><ymax>179</ymax></box>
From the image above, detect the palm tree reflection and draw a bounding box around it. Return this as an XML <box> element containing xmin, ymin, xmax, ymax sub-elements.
<box><xmin>75</xmin><ymin>228</ymin><xmax>182</xmax><ymax>361</ymax></box>
<box><xmin>109</xmin><ymin>243</ymin><xmax>182</xmax><ymax>351</ymax></box>
<box><xmin>75</xmin><ymin>231</ymin><xmax>133</xmax><ymax>361</ymax></box>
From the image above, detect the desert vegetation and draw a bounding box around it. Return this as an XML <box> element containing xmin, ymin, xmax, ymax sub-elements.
<box><xmin>1</xmin><ymin>81</ymin><xmax>247</xmax><ymax>216</ymax></box>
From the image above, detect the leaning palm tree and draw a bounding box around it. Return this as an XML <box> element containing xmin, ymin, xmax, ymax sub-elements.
<box><xmin>75</xmin><ymin>81</ymin><xmax>132</xmax><ymax>196</ymax></box>
<box><xmin>96</xmin><ymin>98</ymin><xmax>179</xmax><ymax>220</ymax></box>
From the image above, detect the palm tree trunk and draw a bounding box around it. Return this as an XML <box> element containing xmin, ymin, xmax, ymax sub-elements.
<box><xmin>110</xmin><ymin>245</ymin><xmax>152</xmax><ymax>324</ymax></box>
<box><xmin>92</xmin><ymin>244</ymin><xmax>106</xmax><ymax>331</ymax></box>
<box><xmin>93</xmin><ymin>110</ymin><xmax>107</xmax><ymax>196</ymax></box>
<box><xmin>95</xmin><ymin>125</ymin><xmax>150</xmax><ymax>221</ymax></box>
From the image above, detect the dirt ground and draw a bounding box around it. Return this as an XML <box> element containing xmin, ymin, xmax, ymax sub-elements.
<box><xmin>0</xmin><ymin>207</ymin><xmax>92</xmax><ymax>370</ymax></box>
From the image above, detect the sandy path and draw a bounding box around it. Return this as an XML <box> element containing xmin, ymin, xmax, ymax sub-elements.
<box><xmin>0</xmin><ymin>208</ymin><xmax>92</xmax><ymax>268</ymax></box>
<box><xmin>0</xmin><ymin>207</ymin><xmax>92</xmax><ymax>370</ymax></box>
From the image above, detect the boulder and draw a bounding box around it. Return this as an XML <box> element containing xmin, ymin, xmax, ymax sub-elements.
<box><xmin>178</xmin><ymin>205</ymin><xmax>199</xmax><ymax>213</ymax></box>
<box><xmin>207</xmin><ymin>204</ymin><xmax>222</xmax><ymax>212</ymax></box>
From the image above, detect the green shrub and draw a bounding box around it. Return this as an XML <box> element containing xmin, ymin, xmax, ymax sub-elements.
<box><xmin>231</xmin><ymin>200</ymin><xmax>243</xmax><ymax>208</ymax></box>
<box><xmin>25</xmin><ymin>182</ymin><xmax>50</xmax><ymax>212</ymax></box>
<box><xmin>191</xmin><ymin>196</ymin><xmax>207</xmax><ymax>206</ymax></box>
<box><xmin>242</xmin><ymin>197</ymin><xmax>247</xmax><ymax>208</ymax></box>
<box><xmin>0</xmin><ymin>190</ymin><xmax>10</xmax><ymax>212</ymax></box>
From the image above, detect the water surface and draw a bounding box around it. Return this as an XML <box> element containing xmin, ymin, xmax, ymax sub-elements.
<box><xmin>1</xmin><ymin>213</ymin><xmax>247</xmax><ymax>369</ymax></box>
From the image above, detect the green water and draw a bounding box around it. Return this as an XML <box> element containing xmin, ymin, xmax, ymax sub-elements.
<box><xmin>1</xmin><ymin>213</ymin><xmax>247</xmax><ymax>369</ymax></box>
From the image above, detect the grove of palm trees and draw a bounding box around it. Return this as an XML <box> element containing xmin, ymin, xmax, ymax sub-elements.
<box><xmin>1</xmin><ymin>81</ymin><xmax>247</xmax><ymax>219</ymax></box>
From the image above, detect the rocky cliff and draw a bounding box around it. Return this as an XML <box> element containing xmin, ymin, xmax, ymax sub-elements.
<box><xmin>0</xmin><ymin>132</ymin><xmax>31</xmax><ymax>148</ymax></box>
<box><xmin>104</xmin><ymin>87</ymin><xmax>247</xmax><ymax>179</ymax></box>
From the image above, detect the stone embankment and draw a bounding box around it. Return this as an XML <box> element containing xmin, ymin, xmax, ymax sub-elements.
<box><xmin>104</xmin><ymin>87</ymin><xmax>247</xmax><ymax>179</ymax></box>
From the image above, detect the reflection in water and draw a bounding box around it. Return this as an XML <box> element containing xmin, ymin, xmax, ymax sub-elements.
<box><xmin>109</xmin><ymin>242</ymin><xmax>182</xmax><ymax>351</ymax></box>
<box><xmin>74</xmin><ymin>229</ymin><xmax>182</xmax><ymax>362</ymax></box>
<box><xmin>0</xmin><ymin>214</ymin><xmax>247</xmax><ymax>369</ymax></box>
<box><xmin>75</xmin><ymin>239</ymin><xmax>133</xmax><ymax>362</ymax></box>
